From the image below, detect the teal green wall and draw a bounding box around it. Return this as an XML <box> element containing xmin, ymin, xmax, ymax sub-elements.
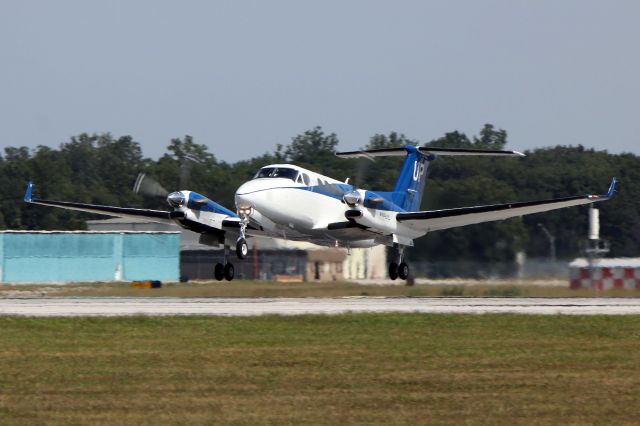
<box><xmin>0</xmin><ymin>232</ymin><xmax>179</xmax><ymax>283</ymax></box>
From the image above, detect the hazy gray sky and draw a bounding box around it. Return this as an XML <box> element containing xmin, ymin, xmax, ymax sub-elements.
<box><xmin>1</xmin><ymin>1</ymin><xmax>638</xmax><ymax>162</ymax></box>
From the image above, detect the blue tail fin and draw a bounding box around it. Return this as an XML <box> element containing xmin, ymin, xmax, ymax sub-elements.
<box><xmin>336</xmin><ymin>144</ymin><xmax>523</xmax><ymax>212</ymax></box>
<box><xmin>391</xmin><ymin>145</ymin><xmax>432</xmax><ymax>212</ymax></box>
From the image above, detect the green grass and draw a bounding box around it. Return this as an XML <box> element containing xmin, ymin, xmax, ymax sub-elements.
<box><xmin>2</xmin><ymin>314</ymin><xmax>640</xmax><ymax>425</ymax></box>
<box><xmin>2</xmin><ymin>280</ymin><xmax>639</xmax><ymax>298</ymax></box>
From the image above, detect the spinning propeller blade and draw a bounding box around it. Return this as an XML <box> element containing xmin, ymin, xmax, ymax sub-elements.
<box><xmin>133</xmin><ymin>173</ymin><xmax>170</xmax><ymax>198</ymax></box>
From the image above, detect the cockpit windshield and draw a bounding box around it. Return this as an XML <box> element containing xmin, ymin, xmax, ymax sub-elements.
<box><xmin>253</xmin><ymin>167</ymin><xmax>299</xmax><ymax>181</ymax></box>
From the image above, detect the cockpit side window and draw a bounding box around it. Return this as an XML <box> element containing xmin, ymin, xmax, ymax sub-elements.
<box><xmin>302</xmin><ymin>173</ymin><xmax>310</xmax><ymax>186</ymax></box>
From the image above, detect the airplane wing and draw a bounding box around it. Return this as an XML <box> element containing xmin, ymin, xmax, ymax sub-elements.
<box><xmin>396</xmin><ymin>178</ymin><xmax>617</xmax><ymax>232</ymax></box>
<box><xmin>24</xmin><ymin>182</ymin><xmax>182</xmax><ymax>225</ymax></box>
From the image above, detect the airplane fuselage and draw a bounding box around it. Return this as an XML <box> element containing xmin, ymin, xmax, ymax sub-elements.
<box><xmin>231</xmin><ymin>164</ymin><xmax>422</xmax><ymax>248</ymax></box>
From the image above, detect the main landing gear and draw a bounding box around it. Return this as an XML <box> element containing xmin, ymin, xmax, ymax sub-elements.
<box><xmin>215</xmin><ymin>215</ymin><xmax>250</xmax><ymax>282</ymax></box>
<box><xmin>388</xmin><ymin>245</ymin><xmax>410</xmax><ymax>281</ymax></box>
<box><xmin>214</xmin><ymin>245</ymin><xmax>236</xmax><ymax>281</ymax></box>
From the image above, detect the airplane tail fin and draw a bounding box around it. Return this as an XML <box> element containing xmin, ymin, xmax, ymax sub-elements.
<box><xmin>392</xmin><ymin>146</ymin><xmax>431</xmax><ymax>212</ymax></box>
<box><xmin>336</xmin><ymin>145</ymin><xmax>524</xmax><ymax>212</ymax></box>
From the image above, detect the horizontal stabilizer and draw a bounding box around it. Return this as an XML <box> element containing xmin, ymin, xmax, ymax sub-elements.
<box><xmin>336</xmin><ymin>146</ymin><xmax>525</xmax><ymax>159</ymax></box>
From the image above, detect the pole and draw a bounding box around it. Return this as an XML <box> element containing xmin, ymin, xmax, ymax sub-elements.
<box><xmin>537</xmin><ymin>223</ymin><xmax>556</xmax><ymax>262</ymax></box>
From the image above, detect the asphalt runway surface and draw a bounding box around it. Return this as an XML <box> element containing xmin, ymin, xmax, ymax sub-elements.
<box><xmin>1</xmin><ymin>297</ymin><xmax>640</xmax><ymax>316</ymax></box>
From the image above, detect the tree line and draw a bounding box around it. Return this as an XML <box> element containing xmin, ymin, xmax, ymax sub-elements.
<box><xmin>4</xmin><ymin>124</ymin><xmax>638</xmax><ymax>262</ymax></box>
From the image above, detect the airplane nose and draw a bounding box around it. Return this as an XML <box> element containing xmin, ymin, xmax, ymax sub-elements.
<box><xmin>235</xmin><ymin>182</ymin><xmax>255</xmax><ymax>209</ymax></box>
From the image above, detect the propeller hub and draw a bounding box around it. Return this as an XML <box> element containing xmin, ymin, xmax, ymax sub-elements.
<box><xmin>167</xmin><ymin>192</ymin><xmax>186</xmax><ymax>208</ymax></box>
<box><xmin>343</xmin><ymin>190</ymin><xmax>361</xmax><ymax>207</ymax></box>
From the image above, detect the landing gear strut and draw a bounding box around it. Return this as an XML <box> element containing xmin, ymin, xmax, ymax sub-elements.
<box><xmin>236</xmin><ymin>213</ymin><xmax>249</xmax><ymax>260</ymax></box>
<box><xmin>389</xmin><ymin>245</ymin><xmax>410</xmax><ymax>280</ymax></box>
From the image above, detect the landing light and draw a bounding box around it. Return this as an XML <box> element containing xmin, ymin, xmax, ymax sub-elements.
<box><xmin>237</xmin><ymin>205</ymin><xmax>253</xmax><ymax>216</ymax></box>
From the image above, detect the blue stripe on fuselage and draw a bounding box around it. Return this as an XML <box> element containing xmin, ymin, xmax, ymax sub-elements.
<box><xmin>188</xmin><ymin>192</ymin><xmax>238</xmax><ymax>217</ymax></box>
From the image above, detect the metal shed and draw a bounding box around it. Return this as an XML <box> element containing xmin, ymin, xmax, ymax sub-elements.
<box><xmin>0</xmin><ymin>231</ymin><xmax>180</xmax><ymax>283</ymax></box>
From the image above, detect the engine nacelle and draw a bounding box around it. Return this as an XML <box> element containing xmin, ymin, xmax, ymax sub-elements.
<box><xmin>345</xmin><ymin>207</ymin><xmax>398</xmax><ymax>235</ymax></box>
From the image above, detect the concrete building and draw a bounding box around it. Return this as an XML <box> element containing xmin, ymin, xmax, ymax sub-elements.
<box><xmin>0</xmin><ymin>231</ymin><xmax>180</xmax><ymax>283</ymax></box>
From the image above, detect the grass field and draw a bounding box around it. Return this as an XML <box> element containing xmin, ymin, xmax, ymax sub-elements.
<box><xmin>2</xmin><ymin>279</ymin><xmax>639</xmax><ymax>298</ymax></box>
<box><xmin>2</xmin><ymin>314</ymin><xmax>640</xmax><ymax>425</ymax></box>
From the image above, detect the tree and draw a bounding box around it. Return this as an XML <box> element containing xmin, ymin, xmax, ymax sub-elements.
<box><xmin>473</xmin><ymin>123</ymin><xmax>508</xmax><ymax>149</ymax></box>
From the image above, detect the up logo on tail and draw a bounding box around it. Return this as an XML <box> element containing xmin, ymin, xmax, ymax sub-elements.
<box><xmin>412</xmin><ymin>161</ymin><xmax>425</xmax><ymax>181</ymax></box>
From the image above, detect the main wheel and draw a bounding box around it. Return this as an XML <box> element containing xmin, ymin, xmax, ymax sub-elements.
<box><xmin>214</xmin><ymin>263</ymin><xmax>224</xmax><ymax>281</ymax></box>
<box><xmin>398</xmin><ymin>262</ymin><xmax>409</xmax><ymax>280</ymax></box>
<box><xmin>224</xmin><ymin>263</ymin><xmax>235</xmax><ymax>281</ymax></box>
<box><xmin>236</xmin><ymin>238</ymin><xmax>248</xmax><ymax>259</ymax></box>
<box><xmin>388</xmin><ymin>262</ymin><xmax>399</xmax><ymax>280</ymax></box>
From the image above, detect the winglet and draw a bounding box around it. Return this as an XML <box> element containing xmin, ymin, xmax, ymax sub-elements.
<box><xmin>24</xmin><ymin>181</ymin><xmax>33</xmax><ymax>202</ymax></box>
<box><xmin>586</xmin><ymin>177</ymin><xmax>617</xmax><ymax>200</ymax></box>
<box><xmin>606</xmin><ymin>177</ymin><xmax>618</xmax><ymax>199</ymax></box>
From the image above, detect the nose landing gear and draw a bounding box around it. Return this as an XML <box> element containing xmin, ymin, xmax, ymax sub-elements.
<box><xmin>388</xmin><ymin>245</ymin><xmax>410</xmax><ymax>281</ymax></box>
<box><xmin>236</xmin><ymin>238</ymin><xmax>248</xmax><ymax>259</ymax></box>
<box><xmin>235</xmin><ymin>210</ymin><xmax>250</xmax><ymax>260</ymax></box>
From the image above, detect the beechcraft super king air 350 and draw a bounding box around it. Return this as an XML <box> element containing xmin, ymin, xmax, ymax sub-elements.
<box><xmin>24</xmin><ymin>145</ymin><xmax>617</xmax><ymax>281</ymax></box>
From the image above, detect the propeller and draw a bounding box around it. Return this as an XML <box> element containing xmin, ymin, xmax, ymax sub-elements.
<box><xmin>342</xmin><ymin>158</ymin><xmax>384</xmax><ymax>207</ymax></box>
<box><xmin>133</xmin><ymin>173</ymin><xmax>170</xmax><ymax>198</ymax></box>
<box><xmin>132</xmin><ymin>154</ymin><xmax>204</xmax><ymax>207</ymax></box>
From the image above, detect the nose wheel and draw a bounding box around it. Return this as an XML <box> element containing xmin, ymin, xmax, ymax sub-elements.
<box><xmin>388</xmin><ymin>246</ymin><xmax>410</xmax><ymax>280</ymax></box>
<box><xmin>236</xmin><ymin>238</ymin><xmax>248</xmax><ymax>259</ymax></box>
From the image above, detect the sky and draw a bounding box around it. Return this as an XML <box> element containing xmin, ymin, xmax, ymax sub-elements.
<box><xmin>1</xmin><ymin>0</ymin><xmax>638</xmax><ymax>163</ymax></box>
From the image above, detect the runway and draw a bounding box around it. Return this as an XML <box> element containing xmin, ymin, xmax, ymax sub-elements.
<box><xmin>1</xmin><ymin>297</ymin><xmax>640</xmax><ymax>316</ymax></box>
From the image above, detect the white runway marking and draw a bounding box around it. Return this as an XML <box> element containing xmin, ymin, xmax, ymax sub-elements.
<box><xmin>1</xmin><ymin>297</ymin><xmax>640</xmax><ymax>316</ymax></box>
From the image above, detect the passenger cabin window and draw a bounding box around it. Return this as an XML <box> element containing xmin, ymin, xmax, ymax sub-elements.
<box><xmin>253</xmin><ymin>167</ymin><xmax>299</xmax><ymax>181</ymax></box>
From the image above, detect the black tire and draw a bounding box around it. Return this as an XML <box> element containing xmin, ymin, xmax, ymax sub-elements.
<box><xmin>224</xmin><ymin>263</ymin><xmax>235</xmax><ymax>281</ymax></box>
<box><xmin>236</xmin><ymin>238</ymin><xmax>248</xmax><ymax>259</ymax></box>
<box><xmin>214</xmin><ymin>263</ymin><xmax>224</xmax><ymax>281</ymax></box>
<box><xmin>398</xmin><ymin>262</ymin><xmax>409</xmax><ymax>280</ymax></box>
<box><xmin>388</xmin><ymin>262</ymin><xmax>398</xmax><ymax>280</ymax></box>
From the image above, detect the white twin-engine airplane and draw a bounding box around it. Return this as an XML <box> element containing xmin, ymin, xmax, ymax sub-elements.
<box><xmin>24</xmin><ymin>145</ymin><xmax>617</xmax><ymax>281</ymax></box>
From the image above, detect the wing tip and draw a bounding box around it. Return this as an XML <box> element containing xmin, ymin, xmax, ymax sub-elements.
<box><xmin>606</xmin><ymin>177</ymin><xmax>618</xmax><ymax>198</ymax></box>
<box><xmin>24</xmin><ymin>181</ymin><xmax>33</xmax><ymax>203</ymax></box>
<box><xmin>585</xmin><ymin>177</ymin><xmax>617</xmax><ymax>200</ymax></box>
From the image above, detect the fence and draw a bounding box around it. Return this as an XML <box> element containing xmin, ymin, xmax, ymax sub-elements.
<box><xmin>406</xmin><ymin>258</ymin><xmax>569</xmax><ymax>279</ymax></box>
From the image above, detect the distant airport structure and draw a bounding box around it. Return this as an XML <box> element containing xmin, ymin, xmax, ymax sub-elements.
<box><xmin>0</xmin><ymin>231</ymin><xmax>179</xmax><ymax>283</ymax></box>
<box><xmin>87</xmin><ymin>218</ymin><xmax>387</xmax><ymax>281</ymax></box>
